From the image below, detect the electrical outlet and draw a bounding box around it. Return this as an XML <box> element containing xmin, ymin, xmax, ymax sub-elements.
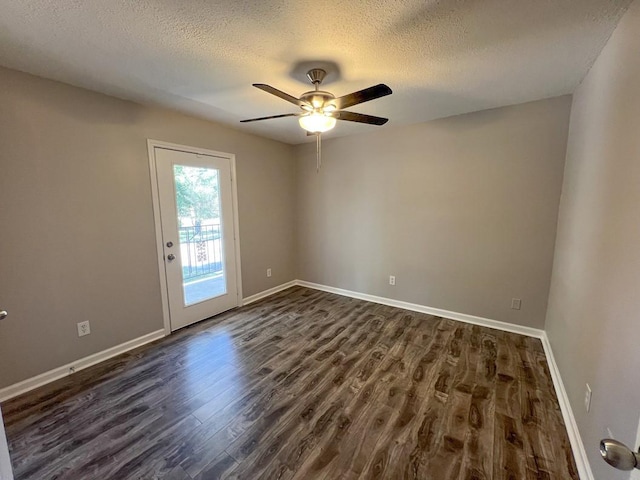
<box><xmin>511</xmin><ymin>298</ymin><xmax>522</xmax><ymax>310</ymax></box>
<box><xmin>77</xmin><ymin>321</ymin><xmax>91</xmax><ymax>337</ymax></box>
<box><xmin>389</xmin><ymin>275</ymin><xmax>396</xmax><ymax>286</ymax></box>
<box><xmin>584</xmin><ymin>383</ymin><xmax>592</xmax><ymax>412</ymax></box>
<box><xmin>266</xmin><ymin>268</ymin><xmax>272</xmax><ymax>278</ymax></box>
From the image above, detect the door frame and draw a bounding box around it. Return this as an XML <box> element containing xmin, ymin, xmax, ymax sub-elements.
<box><xmin>0</xmin><ymin>407</ymin><xmax>13</xmax><ymax>480</ymax></box>
<box><xmin>147</xmin><ymin>139</ymin><xmax>243</xmax><ymax>335</ymax></box>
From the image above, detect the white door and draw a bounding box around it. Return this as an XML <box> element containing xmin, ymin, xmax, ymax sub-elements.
<box><xmin>632</xmin><ymin>416</ymin><xmax>640</xmax><ymax>480</ymax></box>
<box><xmin>0</xmin><ymin>408</ymin><xmax>13</xmax><ymax>480</ymax></box>
<box><xmin>151</xmin><ymin>145</ymin><xmax>240</xmax><ymax>331</ymax></box>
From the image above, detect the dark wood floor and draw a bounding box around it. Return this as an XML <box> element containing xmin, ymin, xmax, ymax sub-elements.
<box><xmin>2</xmin><ymin>287</ymin><xmax>578</xmax><ymax>479</ymax></box>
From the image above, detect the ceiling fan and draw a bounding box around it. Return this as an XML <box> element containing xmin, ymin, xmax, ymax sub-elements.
<box><xmin>240</xmin><ymin>68</ymin><xmax>392</xmax><ymax>170</ymax></box>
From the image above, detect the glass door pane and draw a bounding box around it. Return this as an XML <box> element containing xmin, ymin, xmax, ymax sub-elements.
<box><xmin>173</xmin><ymin>164</ymin><xmax>227</xmax><ymax>306</ymax></box>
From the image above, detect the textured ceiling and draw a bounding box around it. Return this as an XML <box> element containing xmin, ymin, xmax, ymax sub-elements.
<box><xmin>0</xmin><ymin>0</ymin><xmax>632</xmax><ymax>144</ymax></box>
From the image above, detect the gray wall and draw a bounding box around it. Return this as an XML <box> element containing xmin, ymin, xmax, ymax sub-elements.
<box><xmin>0</xmin><ymin>67</ymin><xmax>296</xmax><ymax>388</ymax></box>
<box><xmin>295</xmin><ymin>97</ymin><xmax>572</xmax><ymax>329</ymax></box>
<box><xmin>545</xmin><ymin>2</ymin><xmax>640</xmax><ymax>478</ymax></box>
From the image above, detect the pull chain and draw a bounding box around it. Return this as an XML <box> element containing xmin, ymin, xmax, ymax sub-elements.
<box><xmin>316</xmin><ymin>132</ymin><xmax>322</xmax><ymax>173</ymax></box>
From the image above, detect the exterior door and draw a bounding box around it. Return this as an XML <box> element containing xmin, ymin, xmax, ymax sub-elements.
<box><xmin>152</xmin><ymin>145</ymin><xmax>240</xmax><ymax>331</ymax></box>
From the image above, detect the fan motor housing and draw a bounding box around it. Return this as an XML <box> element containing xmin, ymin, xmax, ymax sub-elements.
<box><xmin>300</xmin><ymin>90</ymin><xmax>335</xmax><ymax>110</ymax></box>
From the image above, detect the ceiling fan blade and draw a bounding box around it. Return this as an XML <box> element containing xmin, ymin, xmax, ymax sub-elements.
<box><xmin>240</xmin><ymin>113</ymin><xmax>299</xmax><ymax>123</ymax></box>
<box><xmin>253</xmin><ymin>84</ymin><xmax>308</xmax><ymax>107</ymax></box>
<box><xmin>331</xmin><ymin>84</ymin><xmax>392</xmax><ymax>110</ymax></box>
<box><xmin>335</xmin><ymin>111</ymin><xmax>389</xmax><ymax>125</ymax></box>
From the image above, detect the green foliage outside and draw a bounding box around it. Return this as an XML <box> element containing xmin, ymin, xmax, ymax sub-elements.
<box><xmin>173</xmin><ymin>165</ymin><xmax>220</xmax><ymax>224</ymax></box>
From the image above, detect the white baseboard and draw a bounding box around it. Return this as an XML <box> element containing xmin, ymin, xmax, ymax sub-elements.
<box><xmin>296</xmin><ymin>280</ymin><xmax>545</xmax><ymax>338</ymax></box>
<box><xmin>540</xmin><ymin>332</ymin><xmax>594</xmax><ymax>480</ymax></box>
<box><xmin>242</xmin><ymin>280</ymin><xmax>297</xmax><ymax>305</ymax></box>
<box><xmin>0</xmin><ymin>329</ymin><xmax>165</xmax><ymax>403</ymax></box>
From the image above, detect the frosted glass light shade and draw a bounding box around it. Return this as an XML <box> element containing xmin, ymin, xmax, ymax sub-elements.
<box><xmin>299</xmin><ymin>113</ymin><xmax>336</xmax><ymax>133</ymax></box>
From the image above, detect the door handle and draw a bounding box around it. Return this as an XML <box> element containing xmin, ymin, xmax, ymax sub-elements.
<box><xmin>600</xmin><ymin>438</ymin><xmax>640</xmax><ymax>471</ymax></box>
<box><xmin>0</xmin><ymin>310</ymin><xmax>7</xmax><ymax>320</ymax></box>
<box><xmin>167</xmin><ymin>254</ymin><xmax>176</xmax><ymax>261</ymax></box>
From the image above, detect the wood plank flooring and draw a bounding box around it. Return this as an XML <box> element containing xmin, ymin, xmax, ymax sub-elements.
<box><xmin>1</xmin><ymin>287</ymin><xmax>579</xmax><ymax>479</ymax></box>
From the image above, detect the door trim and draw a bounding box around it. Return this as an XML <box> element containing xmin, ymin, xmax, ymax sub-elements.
<box><xmin>147</xmin><ymin>139</ymin><xmax>243</xmax><ymax>335</ymax></box>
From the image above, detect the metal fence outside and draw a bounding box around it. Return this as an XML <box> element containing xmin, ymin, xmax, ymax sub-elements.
<box><xmin>179</xmin><ymin>224</ymin><xmax>223</xmax><ymax>281</ymax></box>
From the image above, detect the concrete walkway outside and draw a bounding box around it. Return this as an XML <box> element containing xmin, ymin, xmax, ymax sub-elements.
<box><xmin>184</xmin><ymin>274</ymin><xmax>226</xmax><ymax>305</ymax></box>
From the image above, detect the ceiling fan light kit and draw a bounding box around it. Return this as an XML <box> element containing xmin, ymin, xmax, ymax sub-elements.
<box><xmin>241</xmin><ymin>68</ymin><xmax>392</xmax><ymax>171</ymax></box>
<box><xmin>298</xmin><ymin>113</ymin><xmax>336</xmax><ymax>133</ymax></box>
